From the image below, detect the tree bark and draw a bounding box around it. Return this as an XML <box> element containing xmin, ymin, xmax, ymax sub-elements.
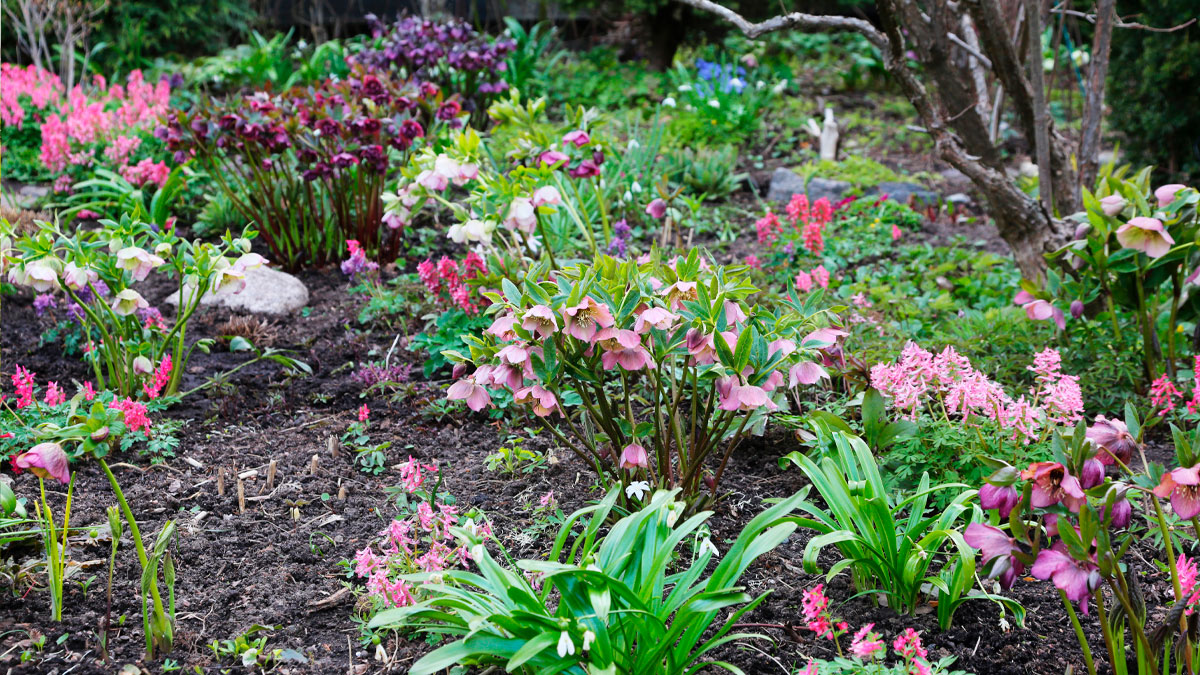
<box><xmin>644</xmin><ymin>4</ymin><xmax>687</xmax><ymax>71</ymax></box>
<box><xmin>1079</xmin><ymin>0</ymin><xmax>1116</xmax><ymax>191</ymax></box>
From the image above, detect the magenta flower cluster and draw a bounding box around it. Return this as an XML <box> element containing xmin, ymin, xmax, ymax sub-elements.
<box><xmin>870</xmin><ymin>345</ymin><xmax>1083</xmax><ymax>442</ymax></box>
<box><xmin>799</xmin><ymin>583</ymin><xmax>937</xmax><ymax>675</ymax></box>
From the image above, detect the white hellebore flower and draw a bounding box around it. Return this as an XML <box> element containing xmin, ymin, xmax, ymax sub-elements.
<box><xmin>557</xmin><ymin>631</ymin><xmax>576</xmax><ymax>658</ymax></box>
<box><xmin>116</xmin><ymin>246</ymin><xmax>165</xmax><ymax>282</ymax></box>
<box><xmin>111</xmin><ymin>289</ymin><xmax>149</xmax><ymax>316</ymax></box>
<box><xmin>662</xmin><ymin>96</ymin><xmax>677</xmax><ymax>108</ymax></box>
<box><xmin>505</xmin><ymin>197</ymin><xmax>537</xmax><ymax>233</ymax></box>
<box><xmin>448</xmin><ymin>218</ymin><xmax>493</xmax><ymax>245</ymax></box>
<box><xmin>63</xmin><ymin>262</ymin><xmax>97</xmax><ymax>291</ymax></box>
<box><xmin>625</xmin><ymin>481</ymin><xmax>650</xmax><ymax>501</ymax></box>
<box><xmin>23</xmin><ymin>259</ymin><xmax>61</xmax><ymax>292</ymax></box>
<box><xmin>132</xmin><ymin>355</ymin><xmax>154</xmax><ymax>375</ymax></box>
<box><xmin>699</xmin><ymin>537</ymin><xmax>720</xmax><ymax>558</ymax></box>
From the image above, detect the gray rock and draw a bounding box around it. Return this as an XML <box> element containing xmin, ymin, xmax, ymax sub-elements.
<box><xmin>946</xmin><ymin>192</ymin><xmax>972</xmax><ymax>205</ymax></box>
<box><xmin>939</xmin><ymin>168</ymin><xmax>968</xmax><ymax>183</ymax></box>
<box><xmin>766</xmin><ymin>168</ymin><xmax>851</xmax><ymax>204</ymax></box>
<box><xmin>165</xmin><ymin>266</ymin><xmax>309</xmax><ymax>315</ymax></box>
<box><xmin>18</xmin><ymin>185</ymin><xmax>49</xmax><ymax>199</ymax></box>
<box><xmin>865</xmin><ymin>181</ymin><xmax>941</xmax><ymax>207</ymax></box>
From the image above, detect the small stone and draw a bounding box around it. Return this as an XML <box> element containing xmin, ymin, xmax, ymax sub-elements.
<box><xmin>18</xmin><ymin>185</ymin><xmax>49</xmax><ymax>199</ymax></box>
<box><xmin>766</xmin><ymin>167</ymin><xmax>851</xmax><ymax>204</ymax></box>
<box><xmin>947</xmin><ymin>192</ymin><xmax>972</xmax><ymax>205</ymax></box>
<box><xmin>864</xmin><ymin>181</ymin><xmax>941</xmax><ymax>207</ymax></box>
<box><xmin>164</xmin><ymin>266</ymin><xmax>309</xmax><ymax>315</ymax></box>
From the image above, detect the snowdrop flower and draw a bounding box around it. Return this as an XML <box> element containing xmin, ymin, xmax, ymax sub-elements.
<box><xmin>625</xmin><ymin>481</ymin><xmax>650</xmax><ymax>501</ymax></box>
<box><xmin>772</xmin><ymin>80</ymin><xmax>789</xmax><ymax>94</ymax></box>
<box><xmin>699</xmin><ymin>537</ymin><xmax>720</xmax><ymax>558</ymax></box>
<box><xmin>628</xmin><ymin>138</ymin><xmax>640</xmax><ymax>150</ymax></box>
<box><xmin>631</xmin><ymin>181</ymin><xmax>642</xmax><ymax>194</ymax></box>
<box><xmin>678</xmin><ymin>84</ymin><xmax>692</xmax><ymax>92</ymax></box>
<box><xmin>729</xmin><ymin>77</ymin><xmax>745</xmax><ymax>90</ymax></box>
<box><xmin>556</xmin><ymin>631</ymin><xmax>575</xmax><ymax>658</ymax></box>
<box><xmin>666</xmin><ymin>503</ymin><xmax>681</xmax><ymax>528</ymax></box>
<box><xmin>662</xmin><ymin>96</ymin><xmax>676</xmax><ymax>108</ymax></box>
<box><xmin>622</xmin><ymin>190</ymin><xmax>633</xmax><ymax>202</ymax></box>
<box><xmin>582</xmin><ymin>630</ymin><xmax>596</xmax><ymax>651</ymax></box>
<box><xmin>756</xmin><ymin>80</ymin><xmax>766</xmax><ymax>89</ymax></box>
<box><xmin>707</xmin><ymin>99</ymin><xmax>720</xmax><ymax>109</ymax></box>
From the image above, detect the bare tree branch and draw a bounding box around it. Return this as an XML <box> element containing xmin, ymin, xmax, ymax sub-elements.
<box><xmin>1051</xmin><ymin>4</ymin><xmax>1197</xmax><ymax>32</ymax></box>
<box><xmin>1079</xmin><ymin>0</ymin><xmax>1115</xmax><ymax>191</ymax></box>
<box><xmin>673</xmin><ymin>0</ymin><xmax>888</xmax><ymax>47</ymax></box>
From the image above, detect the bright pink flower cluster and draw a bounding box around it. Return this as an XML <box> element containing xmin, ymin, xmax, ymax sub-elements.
<box><xmin>352</xmin><ymin>460</ymin><xmax>489</xmax><ymax>609</ymax></box>
<box><xmin>12</xmin><ymin>365</ymin><xmax>36</xmax><ymax>409</ymax></box>
<box><xmin>44</xmin><ymin>381</ymin><xmax>66</xmax><ymax>407</ymax></box>
<box><xmin>2</xmin><ymin>65</ymin><xmax>171</xmax><ymax>178</ymax></box>
<box><xmin>786</xmin><ymin>194</ymin><xmax>833</xmax><ymax>255</ymax></box>
<box><xmin>1179</xmin><ymin>555</ymin><xmax>1200</xmax><ymax>615</ymax></box>
<box><xmin>1150</xmin><ymin>373</ymin><xmax>1184</xmax><ymax>417</ymax></box>
<box><xmin>416</xmin><ymin>252</ymin><xmax>488</xmax><ymax>314</ymax></box>
<box><xmin>755</xmin><ymin>211</ymin><xmax>783</xmax><ymax>246</ymax></box>
<box><xmin>142</xmin><ymin>355</ymin><xmax>173</xmax><ymax>400</ymax></box>
<box><xmin>110</xmin><ymin>397</ymin><xmax>152</xmax><ymax>433</ymax></box>
<box><xmin>870</xmin><ymin>345</ymin><xmax>1083</xmax><ymax>442</ymax></box>
<box><xmin>120</xmin><ymin>157</ymin><xmax>171</xmax><ymax>188</ymax></box>
<box><xmin>794</xmin><ymin>264</ymin><xmax>830</xmax><ymax>292</ymax></box>
<box><xmin>800</xmin><ymin>584</ymin><xmax>933</xmax><ymax>674</ymax></box>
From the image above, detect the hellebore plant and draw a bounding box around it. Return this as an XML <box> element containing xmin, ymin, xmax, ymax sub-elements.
<box><xmin>11</xmin><ymin>389</ymin><xmax>178</xmax><ymax>658</ymax></box>
<box><xmin>15</xmin><ymin>441</ymin><xmax>74</xmax><ymax>621</ymax></box>
<box><xmin>1047</xmin><ymin>167</ymin><xmax>1198</xmax><ymax>380</ymax></box>
<box><xmin>167</xmin><ymin>68</ymin><xmax>452</xmax><ymax>268</ymax></box>
<box><xmin>6</xmin><ymin>213</ymin><xmax>264</xmax><ymax>398</ymax></box>
<box><xmin>966</xmin><ymin>405</ymin><xmax>1200</xmax><ymax>675</ymax></box>
<box><xmin>444</xmin><ymin>250</ymin><xmax>837</xmax><ymax>507</ymax></box>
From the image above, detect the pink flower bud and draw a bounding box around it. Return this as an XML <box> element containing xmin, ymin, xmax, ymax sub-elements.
<box><xmin>1070</xmin><ymin>300</ymin><xmax>1085</xmax><ymax>319</ymax></box>
<box><xmin>15</xmin><ymin>442</ymin><xmax>70</xmax><ymax>483</ymax></box>
<box><xmin>1080</xmin><ymin>457</ymin><xmax>1104</xmax><ymax>489</ymax></box>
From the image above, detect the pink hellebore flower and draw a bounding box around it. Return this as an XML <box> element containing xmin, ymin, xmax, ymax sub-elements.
<box><xmin>561</xmin><ymin>297</ymin><xmax>615</xmax><ymax>342</ymax></box>
<box><xmin>447</xmin><ymin>377</ymin><xmax>491</xmax><ymax>411</ymax></box>
<box><xmin>514</xmin><ymin>385</ymin><xmax>558</xmax><ymax>417</ymax></box>
<box><xmin>645</xmin><ymin>199</ymin><xmax>667</xmax><ymax>220</ymax></box>
<box><xmin>686</xmin><ymin>329</ymin><xmax>718</xmax><ymax>365</ymax></box>
<box><xmin>1031</xmin><ymin>545</ymin><xmax>1101</xmax><ymax>614</ymax></box>
<box><xmin>562</xmin><ymin>130</ymin><xmax>590</xmax><ymax>147</ymax></box>
<box><xmin>788</xmin><ymin>361</ymin><xmax>829</xmax><ymax>387</ymax></box>
<box><xmin>1156</xmin><ymin>184</ymin><xmax>1187</xmax><ymax>207</ymax></box>
<box><xmin>116</xmin><ymin>246</ymin><xmax>165</xmax><ymax>281</ymax></box>
<box><xmin>532</xmin><ymin>186</ymin><xmax>562</xmax><ymax>207</ymax></box>
<box><xmin>1022</xmin><ymin>299</ymin><xmax>1066</xmax><ymax>330</ymax></box>
<box><xmin>633</xmin><ymin>306</ymin><xmax>678</xmax><ymax>333</ymax></box>
<box><xmin>596</xmin><ymin>328</ymin><xmax>654</xmax><ymax>371</ymax></box>
<box><xmin>1153</xmin><ymin>463</ymin><xmax>1200</xmax><ymax>519</ymax></box>
<box><xmin>416</xmin><ymin>169</ymin><xmax>449</xmax><ymax>191</ymax></box>
<box><xmin>62</xmin><ymin>262</ymin><xmax>97</xmax><ymax>291</ymax></box>
<box><xmin>717</xmin><ymin>378</ymin><xmax>778</xmax><ymax>412</ymax></box>
<box><xmin>1021</xmin><ymin>461</ymin><xmax>1086</xmax><ymax>512</ymax></box>
<box><xmin>1099</xmin><ymin>194</ymin><xmax>1127</xmax><ymax>217</ymax></box>
<box><xmin>1080</xmin><ymin>457</ymin><xmax>1105</xmax><ymax>489</ymax></box>
<box><xmin>723</xmin><ymin>300</ymin><xmax>747</xmax><ymax>326</ymax></box>
<box><xmin>964</xmin><ymin>523</ymin><xmax>1024</xmax><ymax>590</ymax></box>
<box><xmin>979</xmin><ymin>482</ymin><xmax>1022</xmax><ymax>519</ymax></box>
<box><xmin>506</xmin><ymin>197</ymin><xmax>537</xmax><ymax>233</ymax></box>
<box><xmin>660</xmin><ymin>281</ymin><xmax>698</xmax><ymax>310</ymax></box>
<box><xmin>15</xmin><ymin>442</ymin><xmax>70</xmax><ymax>483</ymax></box>
<box><xmin>1085</xmin><ymin>415</ymin><xmax>1138</xmax><ymax>466</ymax></box>
<box><xmin>619</xmin><ymin>442</ymin><xmax>649</xmax><ymax>469</ymax></box>
<box><xmin>540</xmin><ymin>150</ymin><xmax>569</xmax><ymax>167</ymax></box>
<box><xmin>486</xmin><ymin>314</ymin><xmax>519</xmax><ymax>341</ymax></box>
<box><xmin>1116</xmin><ymin>216</ymin><xmax>1174</xmax><ymax>258</ymax></box>
<box><xmin>521</xmin><ymin>305</ymin><xmax>558</xmax><ymax>340</ymax></box>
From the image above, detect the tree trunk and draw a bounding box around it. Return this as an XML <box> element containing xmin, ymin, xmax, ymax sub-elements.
<box><xmin>644</xmin><ymin>4</ymin><xmax>686</xmax><ymax>71</ymax></box>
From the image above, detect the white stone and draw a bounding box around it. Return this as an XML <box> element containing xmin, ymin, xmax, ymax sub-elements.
<box><xmin>164</xmin><ymin>266</ymin><xmax>308</xmax><ymax>315</ymax></box>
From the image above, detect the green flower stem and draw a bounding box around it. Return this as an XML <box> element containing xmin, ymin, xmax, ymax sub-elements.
<box><xmin>1057</xmin><ymin>588</ymin><xmax>1097</xmax><ymax>675</ymax></box>
<box><xmin>99</xmin><ymin>458</ymin><xmax>171</xmax><ymax>657</ymax></box>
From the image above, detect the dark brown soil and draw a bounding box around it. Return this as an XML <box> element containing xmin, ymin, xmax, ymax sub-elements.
<box><xmin>0</xmin><ymin>267</ymin><xmax>1162</xmax><ymax>675</ymax></box>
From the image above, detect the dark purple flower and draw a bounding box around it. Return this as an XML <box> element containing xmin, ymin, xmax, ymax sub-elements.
<box><xmin>569</xmin><ymin>160</ymin><xmax>600</xmax><ymax>179</ymax></box>
<box><xmin>331</xmin><ymin>152</ymin><xmax>359</xmax><ymax>169</ymax></box>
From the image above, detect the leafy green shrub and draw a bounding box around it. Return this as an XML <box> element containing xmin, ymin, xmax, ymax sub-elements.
<box><xmin>782</xmin><ymin>427</ymin><xmax>1021</xmax><ymax>624</ymax></box>
<box><xmin>661</xmin><ymin>145</ymin><xmax>746</xmax><ymax>200</ymax></box>
<box><xmin>1108</xmin><ymin>0</ymin><xmax>1200</xmax><ymax>182</ymax></box>
<box><xmin>368</xmin><ymin>487</ymin><xmax>805</xmax><ymax>674</ymax></box>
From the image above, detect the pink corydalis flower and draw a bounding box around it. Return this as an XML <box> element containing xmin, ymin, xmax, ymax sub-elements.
<box><xmin>358</xmin><ymin>404</ymin><xmax>370</xmax><ymax>422</ymax></box>
<box><xmin>794</xmin><ymin>271</ymin><xmax>813</xmax><ymax>292</ymax></box>
<box><xmin>619</xmin><ymin>442</ymin><xmax>649</xmax><ymax>469</ymax></box>
<box><xmin>1031</xmin><ymin>545</ymin><xmax>1101</xmax><ymax>615</ymax></box>
<box><xmin>43</xmin><ymin>381</ymin><xmax>66</xmax><ymax>407</ymax></box>
<box><xmin>1154</xmin><ymin>464</ymin><xmax>1200</xmax><ymax>519</ymax></box>
<box><xmin>82</xmin><ymin>381</ymin><xmax>96</xmax><ymax>401</ymax></box>
<box><xmin>561</xmin><ymin>297</ymin><xmax>615</xmax><ymax>342</ymax></box>
<box><xmin>893</xmin><ymin>629</ymin><xmax>927</xmax><ymax>660</ymax></box>
<box><xmin>1117</xmin><ymin>216</ymin><xmax>1175</xmax><ymax>258</ymax></box>
<box><xmin>891</xmin><ymin>223</ymin><xmax>902</xmax><ymax>241</ymax></box>
<box><xmin>849</xmin><ymin>624</ymin><xmax>885</xmax><ymax>660</ymax></box>
<box><xmin>14</xmin><ymin>442</ymin><xmax>70</xmax><ymax>483</ymax></box>
<box><xmin>447</xmin><ymin>377</ymin><xmax>491</xmax><ymax>411</ymax></box>
<box><xmin>521</xmin><ymin>305</ymin><xmax>558</xmax><ymax>340</ymax></box>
